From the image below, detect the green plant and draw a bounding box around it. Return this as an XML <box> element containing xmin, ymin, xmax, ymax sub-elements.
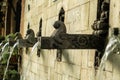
<box><xmin>1</xmin><ymin>33</ymin><xmax>19</xmax><ymax>63</ymax></box>
<box><xmin>5</xmin><ymin>69</ymin><xmax>20</xmax><ymax>80</ymax></box>
<box><xmin>5</xmin><ymin>33</ymin><xmax>16</xmax><ymax>42</ymax></box>
<box><xmin>0</xmin><ymin>33</ymin><xmax>20</xmax><ymax>80</ymax></box>
<box><xmin>1</xmin><ymin>47</ymin><xmax>19</xmax><ymax>64</ymax></box>
<box><xmin>1</xmin><ymin>52</ymin><xmax>9</xmax><ymax>64</ymax></box>
<box><xmin>0</xmin><ymin>36</ymin><xmax>5</xmax><ymax>43</ymax></box>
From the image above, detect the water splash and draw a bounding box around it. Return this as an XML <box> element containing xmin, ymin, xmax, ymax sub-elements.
<box><xmin>96</xmin><ymin>35</ymin><xmax>120</xmax><ymax>80</ymax></box>
<box><xmin>0</xmin><ymin>42</ymin><xmax>3</xmax><ymax>58</ymax></box>
<box><xmin>21</xmin><ymin>40</ymin><xmax>41</xmax><ymax>80</ymax></box>
<box><xmin>0</xmin><ymin>42</ymin><xmax>9</xmax><ymax>61</ymax></box>
<box><xmin>1</xmin><ymin>42</ymin><xmax>9</xmax><ymax>52</ymax></box>
<box><xmin>0</xmin><ymin>42</ymin><xmax>3</xmax><ymax>47</ymax></box>
<box><xmin>2</xmin><ymin>42</ymin><xmax>19</xmax><ymax>80</ymax></box>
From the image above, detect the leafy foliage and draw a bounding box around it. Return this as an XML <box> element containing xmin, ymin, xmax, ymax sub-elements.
<box><xmin>0</xmin><ymin>33</ymin><xmax>20</xmax><ymax>80</ymax></box>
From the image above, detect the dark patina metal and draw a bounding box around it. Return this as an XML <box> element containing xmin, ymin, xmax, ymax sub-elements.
<box><xmin>37</xmin><ymin>18</ymin><xmax>42</xmax><ymax>57</ymax></box>
<box><xmin>56</xmin><ymin>7</ymin><xmax>65</xmax><ymax>62</ymax></box>
<box><xmin>41</xmin><ymin>32</ymin><xmax>105</xmax><ymax>49</ymax></box>
<box><xmin>17</xmin><ymin>18</ymin><xmax>107</xmax><ymax>53</ymax></box>
<box><xmin>93</xmin><ymin>0</ymin><xmax>110</xmax><ymax>69</ymax></box>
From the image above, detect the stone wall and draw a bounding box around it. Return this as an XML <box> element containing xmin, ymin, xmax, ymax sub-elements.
<box><xmin>20</xmin><ymin>0</ymin><xmax>120</xmax><ymax>80</ymax></box>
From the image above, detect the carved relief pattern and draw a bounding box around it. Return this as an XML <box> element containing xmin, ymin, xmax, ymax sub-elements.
<box><xmin>93</xmin><ymin>0</ymin><xmax>110</xmax><ymax>69</ymax></box>
<box><xmin>92</xmin><ymin>0</ymin><xmax>109</xmax><ymax>37</ymax></box>
<box><xmin>41</xmin><ymin>34</ymin><xmax>105</xmax><ymax>49</ymax></box>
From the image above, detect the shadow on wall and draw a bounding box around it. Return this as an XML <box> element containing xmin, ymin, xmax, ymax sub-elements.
<box><xmin>108</xmin><ymin>53</ymin><xmax>120</xmax><ymax>73</ymax></box>
<box><xmin>40</xmin><ymin>50</ymin><xmax>75</xmax><ymax>73</ymax></box>
<box><xmin>40</xmin><ymin>50</ymin><xmax>73</xmax><ymax>64</ymax></box>
<box><xmin>62</xmin><ymin>50</ymin><xmax>73</xmax><ymax>64</ymax></box>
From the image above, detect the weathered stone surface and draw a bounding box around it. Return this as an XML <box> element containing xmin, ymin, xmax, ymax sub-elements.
<box><xmin>81</xmin><ymin>69</ymin><xmax>88</xmax><ymax>80</ymax></box>
<box><xmin>21</xmin><ymin>0</ymin><xmax>120</xmax><ymax>80</ymax></box>
<box><xmin>46</xmin><ymin>17</ymin><xmax>57</xmax><ymax>36</ymax></box>
<box><xmin>81</xmin><ymin>50</ymin><xmax>88</xmax><ymax>68</ymax></box>
<box><xmin>68</xmin><ymin>0</ymin><xmax>89</xmax><ymax>9</ymax></box>
<box><xmin>89</xmin><ymin>0</ymin><xmax>97</xmax><ymax>33</ymax></box>
<box><xmin>73</xmin><ymin>50</ymin><xmax>82</xmax><ymax>66</ymax></box>
<box><xmin>88</xmin><ymin>50</ymin><xmax>95</xmax><ymax>68</ymax></box>
<box><xmin>109</xmin><ymin>0</ymin><xmax>120</xmax><ymax>27</ymax></box>
<box><xmin>105</xmin><ymin>71</ymin><xmax>113</xmax><ymax>80</ymax></box>
<box><xmin>113</xmin><ymin>73</ymin><xmax>120</xmax><ymax>80</ymax></box>
<box><xmin>66</xmin><ymin>4</ymin><xmax>89</xmax><ymax>33</ymax></box>
<box><xmin>62</xmin><ymin>62</ymin><xmax>81</xmax><ymax>79</ymax></box>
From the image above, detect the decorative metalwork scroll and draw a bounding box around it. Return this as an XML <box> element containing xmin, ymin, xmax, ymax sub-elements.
<box><xmin>17</xmin><ymin>20</ymin><xmax>106</xmax><ymax>50</ymax></box>
<box><xmin>41</xmin><ymin>34</ymin><xmax>105</xmax><ymax>50</ymax></box>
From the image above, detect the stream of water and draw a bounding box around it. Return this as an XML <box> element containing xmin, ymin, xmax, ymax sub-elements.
<box><xmin>1</xmin><ymin>42</ymin><xmax>9</xmax><ymax>52</ymax></box>
<box><xmin>2</xmin><ymin>42</ymin><xmax>19</xmax><ymax>80</ymax></box>
<box><xmin>0</xmin><ymin>42</ymin><xmax>9</xmax><ymax>61</ymax></box>
<box><xmin>0</xmin><ymin>42</ymin><xmax>3</xmax><ymax>47</ymax></box>
<box><xmin>21</xmin><ymin>41</ymin><xmax>40</xmax><ymax>80</ymax></box>
<box><xmin>96</xmin><ymin>35</ymin><xmax>120</xmax><ymax>80</ymax></box>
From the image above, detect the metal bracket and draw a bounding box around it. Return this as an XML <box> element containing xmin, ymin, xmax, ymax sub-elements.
<box><xmin>17</xmin><ymin>19</ymin><xmax>42</xmax><ymax>57</ymax></box>
<box><xmin>17</xmin><ymin>20</ymin><xmax>105</xmax><ymax>59</ymax></box>
<box><xmin>17</xmin><ymin>20</ymin><xmax>107</xmax><ymax>52</ymax></box>
<box><xmin>93</xmin><ymin>0</ymin><xmax>110</xmax><ymax>69</ymax></box>
<box><xmin>36</xmin><ymin>18</ymin><xmax>42</xmax><ymax>57</ymax></box>
<box><xmin>56</xmin><ymin>7</ymin><xmax>65</xmax><ymax>61</ymax></box>
<box><xmin>41</xmin><ymin>34</ymin><xmax>105</xmax><ymax>50</ymax></box>
<box><xmin>39</xmin><ymin>20</ymin><xmax>106</xmax><ymax>50</ymax></box>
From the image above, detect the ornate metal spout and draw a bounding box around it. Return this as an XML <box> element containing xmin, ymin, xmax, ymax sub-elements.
<box><xmin>17</xmin><ymin>22</ymin><xmax>37</xmax><ymax>47</ymax></box>
<box><xmin>17</xmin><ymin>29</ymin><xmax>37</xmax><ymax>47</ymax></box>
<box><xmin>25</xmin><ymin>29</ymin><xmax>36</xmax><ymax>44</ymax></box>
<box><xmin>17</xmin><ymin>18</ymin><xmax>42</xmax><ymax>48</ymax></box>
